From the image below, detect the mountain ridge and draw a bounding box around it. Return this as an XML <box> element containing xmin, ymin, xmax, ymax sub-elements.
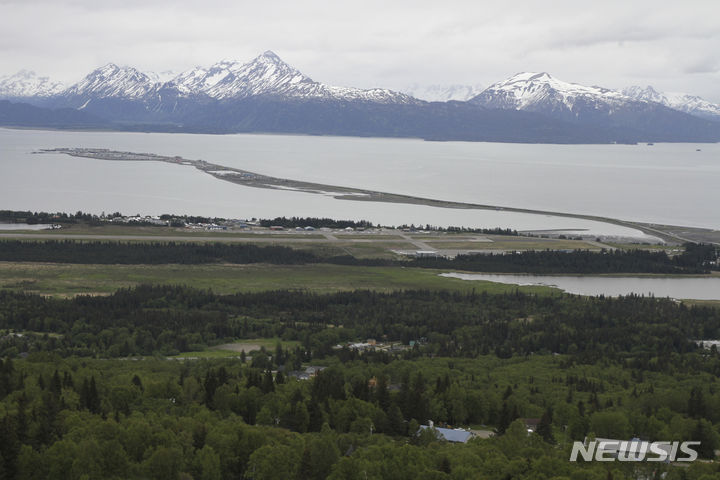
<box><xmin>0</xmin><ymin>70</ymin><xmax>65</xmax><ymax>98</ymax></box>
<box><xmin>1</xmin><ymin>53</ymin><xmax>719</xmax><ymax>143</ymax></box>
<box><xmin>622</xmin><ymin>85</ymin><xmax>720</xmax><ymax>120</ymax></box>
<box><xmin>2</xmin><ymin>55</ymin><xmax>718</xmax><ymax>118</ymax></box>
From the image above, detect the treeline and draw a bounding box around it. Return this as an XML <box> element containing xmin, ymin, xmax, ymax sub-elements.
<box><xmin>1</xmin><ymin>239</ymin><xmax>717</xmax><ymax>274</ymax></box>
<box><xmin>415</xmin><ymin>246</ymin><xmax>718</xmax><ymax>274</ymax></box>
<box><xmin>444</xmin><ymin>226</ymin><xmax>519</xmax><ymax>235</ymax></box>
<box><xmin>0</xmin><ymin>210</ymin><xmax>89</xmax><ymax>225</ymax></box>
<box><xmin>0</xmin><ymin>240</ymin><xmax>316</xmax><ymax>265</ymax></box>
<box><xmin>0</xmin><ymin>209</ymin><xmax>228</xmax><ymax>226</ymax></box>
<box><xmin>1</xmin><ymin>209</ymin><xmax>520</xmax><ymax>234</ymax></box>
<box><xmin>2</xmin><ymin>350</ymin><xmax>720</xmax><ymax>478</ymax></box>
<box><xmin>258</xmin><ymin>217</ymin><xmax>375</xmax><ymax>229</ymax></box>
<box><xmin>2</xmin><ymin>285</ymin><xmax>720</xmax><ymax>360</ymax></box>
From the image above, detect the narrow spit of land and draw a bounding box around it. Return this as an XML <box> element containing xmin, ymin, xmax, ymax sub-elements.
<box><xmin>40</xmin><ymin>148</ymin><xmax>719</xmax><ymax>245</ymax></box>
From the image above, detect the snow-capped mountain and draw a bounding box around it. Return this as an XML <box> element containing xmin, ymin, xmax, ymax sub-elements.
<box><xmin>62</xmin><ymin>63</ymin><xmax>158</xmax><ymax>101</ymax></box>
<box><xmin>166</xmin><ymin>51</ymin><xmax>416</xmax><ymax>104</ymax></box>
<box><xmin>401</xmin><ymin>83</ymin><xmax>484</xmax><ymax>102</ymax></box>
<box><xmin>469</xmin><ymin>72</ymin><xmax>720</xmax><ymax>129</ymax></box>
<box><xmin>0</xmin><ymin>70</ymin><xmax>65</xmax><ymax>98</ymax></box>
<box><xmin>167</xmin><ymin>60</ymin><xmax>237</xmax><ymax>97</ymax></box>
<box><xmin>467</xmin><ymin>71</ymin><xmax>720</xmax><ymax>141</ymax></box>
<box><xmin>470</xmin><ymin>72</ymin><xmax>630</xmax><ymax>116</ymax></box>
<box><xmin>153</xmin><ymin>70</ymin><xmax>177</xmax><ymax>83</ymax></box>
<box><xmin>2</xmin><ymin>57</ymin><xmax>719</xmax><ymax>143</ymax></box>
<box><xmin>622</xmin><ymin>85</ymin><xmax>720</xmax><ymax>120</ymax></box>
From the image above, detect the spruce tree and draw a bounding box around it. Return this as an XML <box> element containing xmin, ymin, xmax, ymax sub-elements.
<box><xmin>536</xmin><ymin>408</ymin><xmax>555</xmax><ymax>444</ymax></box>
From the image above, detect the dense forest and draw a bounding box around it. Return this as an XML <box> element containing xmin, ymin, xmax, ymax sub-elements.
<box><xmin>2</xmin><ymin>286</ymin><xmax>720</xmax><ymax>360</ymax></box>
<box><xmin>0</xmin><ymin>239</ymin><xmax>717</xmax><ymax>274</ymax></box>
<box><xmin>2</xmin><ymin>285</ymin><xmax>720</xmax><ymax>478</ymax></box>
<box><xmin>2</xmin><ymin>353</ymin><xmax>720</xmax><ymax>480</ymax></box>
<box><xmin>414</xmin><ymin>243</ymin><xmax>719</xmax><ymax>274</ymax></box>
<box><xmin>0</xmin><ymin>210</ymin><xmax>95</xmax><ymax>225</ymax></box>
<box><xmin>2</xmin><ymin>228</ymin><xmax>720</xmax><ymax>478</ymax></box>
<box><xmin>0</xmin><ymin>240</ymin><xmax>318</xmax><ymax>266</ymax></box>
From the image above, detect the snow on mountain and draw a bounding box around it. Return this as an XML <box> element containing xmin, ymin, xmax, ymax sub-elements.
<box><xmin>155</xmin><ymin>70</ymin><xmax>177</xmax><ymax>83</ymax></box>
<box><xmin>165</xmin><ymin>51</ymin><xmax>416</xmax><ymax>104</ymax></box>
<box><xmin>166</xmin><ymin>60</ymin><xmax>237</xmax><ymax>97</ymax></box>
<box><xmin>203</xmin><ymin>51</ymin><xmax>321</xmax><ymax>99</ymax></box>
<box><xmin>621</xmin><ymin>85</ymin><xmax>666</xmax><ymax>104</ymax></box>
<box><xmin>622</xmin><ymin>85</ymin><xmax>720</xmax><ymax>119</ymax></box>
<box><xmin>470</xmin><ymin>72</ymin><xmax>629</xmax><ymax>113</ymax></box>
<box><xmin>7</xmin><ymin>57</ymin><xmax>717</xmax><ymax>125</ymax></box>
<box><xmin>401</xmin><ymin>83</ymin><xmax>484</xmax><ymax>102</ymax></box>
<box><xmin>62</xmin><ymin>63</ymin><xmax>158</xmax><ymax>100</ymax></box>
<box><xmin>0</xmin><ymin>70</ymin><xmax>65</xmax><ymax>98</ymax></box>
<box><xmin>0</xmin><ymin>52</ymin><xmax>415</xmax><ymax>108</ymax></box>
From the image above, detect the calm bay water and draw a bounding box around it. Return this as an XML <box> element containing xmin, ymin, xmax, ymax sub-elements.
<box><xmin>1</xmin><ymin>128</ymin><xmax>718</xmax><ymax>236</ymax></box>
<box><xmin>441</xmin><ymin>272</ymin><xmax>720</xmax><ymax>300</ymax></box>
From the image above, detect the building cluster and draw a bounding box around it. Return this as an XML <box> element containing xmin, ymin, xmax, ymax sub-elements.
<box><xmin>103</xmin><ymin>215</ymin><xmax>256</xmax><ymax>231</ymax></box>
<box><xmin>334</xmin><ymin>339</ymin><xmax>411</xmax><ymax>353</ymax></box>
<box><xmin>108</xmin><ymin>215</ymin><xmax>168</xmax><ymax>226</ymax></box>
<box><xmin>286</xmin><ymin>365</ymin><xmax>326</xmax><ymax>381</ymax></box>
<box><xmin>184</xmin><ymin>223</ymin><xmax>230</xmax><ymax>231</ymax></box>
<box><xmin>696</xmin><ymin>340</ymin><xmax>720</xmax><ymax>350</ymax></box>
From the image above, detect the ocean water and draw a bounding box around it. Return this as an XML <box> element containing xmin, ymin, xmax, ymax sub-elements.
<box><xmin>2</xmin><ymin>128</ymin><xmax>717</xmax><ymax>237</ymax></box>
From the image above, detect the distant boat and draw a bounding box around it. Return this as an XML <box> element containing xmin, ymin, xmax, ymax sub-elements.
<box><xmin>697</xmin><ymin>148</ymin><xmax>702</xmax><ymax>152</ymax></box>
<box><xmin>647</xmin><ymin>143</ymin><xmax>654</xmax><ymax>146</ymax></box>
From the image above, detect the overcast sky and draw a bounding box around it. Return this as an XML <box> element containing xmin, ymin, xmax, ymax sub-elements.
<box><xmin>1</xmin><ymin>0</ymin><xmax>719</xmax><ymax>101</ymax></box>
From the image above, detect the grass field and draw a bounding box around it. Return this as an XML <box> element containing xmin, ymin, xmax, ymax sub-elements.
<box><xmin>172</xmin><ymin>349</ymin><xmax>244</xmax><ymax>359</ymax></box>
<box><xmin>426</xmin><ymin>239</ymin><xmax>599</xmax><ymax>250</ymax></box>
<box><xmin>172</xmin><ymin>338</ymin><xmax>301</xmax><ymax>358</ymax></box>
<box><xmin>681</xmin><ymin>299</ymin><xmax>720</xmax><ymax>309</ymax></box>
<box><xmin>0</xmin><ymin>261</ymin><xmax>558</xmax><ymax>297</ymax></box>
<box><xmin>334</xmin><ymin>234</ymin><xmax>405</xmax><ymax>240</ymax></box>
<box><xmin>410</xmin><ymin>235</ymin><xmax>492</xmax><ymax>241</ymax></box>
<box><xmin>0</xmin><ymin>224</ymin><xmax>334</xmax><ymax>238</ymax></box>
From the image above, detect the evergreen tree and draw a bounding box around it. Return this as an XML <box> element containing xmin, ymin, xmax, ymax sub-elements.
<box><xmin>536</xmin><ymin>408</ymin><xmax>555</xmax><ymax>444</ymax></box>
<box><xmin>261</xmin><ymin>370</ymin><xmax>275</xmax><ymax>394</ymax></box>
<box><xmin>297</xmin><ymin>447</ymin><xmax>313</xmax><ymax>480</ymax></box>
<box><xmin>688</xmin><ymin>386</ymin><xmax>705</xmax><ymax>418</ymax></box>
<box><xmin>203</xmin><ymin>371</ymin><xmax>218</xmax><ymax>406</ymax></box>
<box><xmin>0</xmin><ymin>416</ymin><xmax>19</xmax><ymax>479</ymax></box>
<box><xmin>88</xmin><ymin>376</ymin><xmax>101</xmax><ymax>413</ymax></box>
<box><xmin>131</xmin><ymin>374</ymin><xmax>143</xmax><ymax>392</ymax></box>
<box><xmin>375</xmin><ymin>375</ymin><xmax>390</xmax><ymax>412</ymax></box>
<box><xmin>49</xmin><ymin>370</ymin><xmax>62</xmax><ymax>397</ymax></box>
<box><xmin>307</xmin><ymin>401</ymin><xmax>325</xmax><ymax>432</ymax></box>
<box><xmin>692</xmin><ymin>419</ymin><xmax>718</xmax><ymax>458</ymax></box>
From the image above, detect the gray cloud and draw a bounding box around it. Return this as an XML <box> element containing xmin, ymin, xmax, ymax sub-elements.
<box><xmin>1</xmin><ymin>0</ymin><xmax>719</xmax><ymax>102</ymax></box>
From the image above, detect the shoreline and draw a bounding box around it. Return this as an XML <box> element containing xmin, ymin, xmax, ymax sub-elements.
<box><xmin>40</xmin><ymin>147</ymin><xmax>720</xmax><ymax>246</ymax></box>
<box><xmin>4</xmin><ymin>125</ymin><xmax>720</xmax><ymax>146</ymax></box>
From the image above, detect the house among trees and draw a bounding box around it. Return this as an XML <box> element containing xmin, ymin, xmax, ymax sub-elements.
<box><xmin>287</xmin><ymin>365</ymin><xmax>326</xmax><ymax>380</ymax></box>
<box><xmin>523</xmin><ymin>418</ymin><xmax>541</xmax><ymax>433</ymax></box>
<box><xmin>419</xmin><ymin>423</ymin><xmax>474</xmax><ymax>443</ymax></box>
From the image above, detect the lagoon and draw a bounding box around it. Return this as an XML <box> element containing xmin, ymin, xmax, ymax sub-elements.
<box><xmin>441</xmin><ymin>272</ymin><xmax>720</xmax><ymax>300</ymax></box>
